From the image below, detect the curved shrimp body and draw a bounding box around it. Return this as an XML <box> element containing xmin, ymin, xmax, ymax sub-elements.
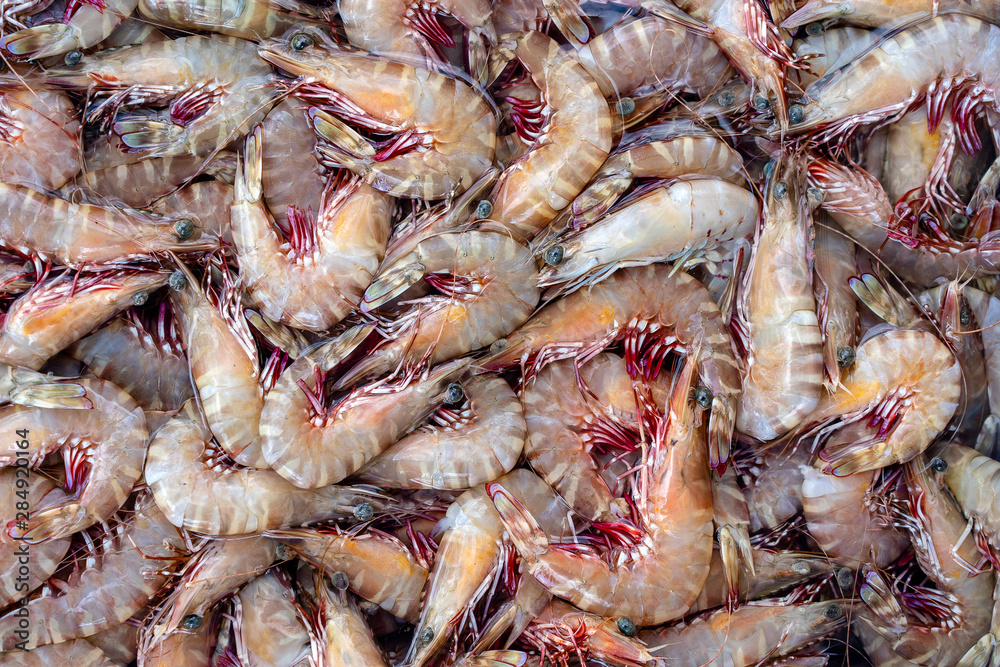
<box><xmin>145</xmin><ymin>403</ymin><xmax>383</xmax><ymax>534</ymax></box>
<box><xmin>0</xmin><ymin>379</ymin><xmax>147</xmax><ymax>543</ymax></box>
<box><xmin>736</xmin><ymin>157</ymin><xmax>823</xmax><ymax>441</ymax></box>
<box><xmin>407</xmin><ymin>468</ymin><xmax>571</xmax><ymax>666</ymax></box>
<box><xmin>813</xmin><ymin>217</ymin><xmax>857</xmax><ymax>392</ymax></box>
<box><xmin>260</xmin><ymin>97</ymin><xmax>327</xmax><ymax>229</ymax></box>
<box><xmin>259</xmin><ymin>26</ymin><xmax>497</xmax><ymax>200</ymax></box>
<box><xmin>939</xmin><ymin>441</ymin><xmax>1000</xmax><ymax>556</ymax></box>
<box><xmin>489</xmin><ymin>359</ymin><xmax>713</xmax><ymax>625</ymax></box>
<box><xmin>0</xmin><ymin>185</ymin><xmax>217</xmax><ymax>267</ymax></box>
<box><xmin>0</xmin><ymin>0</ymin><xmax>137</xmax><ymax>59</ymax></box>
<box><xmin>639</xmin><ymin>600</ymin><xmax>850</xmax><ymax>666</ymax></box>
<box><xmin>0</xmin><ymin>269</ymin><xmax>170</xmax><ymax>371</ymax></box>
<box><xmin>0</xmin><ymin>469</ymin><xmax>71</xmax><ymax>606</ymax></box>
<box><xmin>0</xmin><ymin>83</ymin><xmax>80</xmax><ymax>191</ymax></box>
<box><xmin>805</xmin><ymin>328</ymin><xmax>960</xmax><ymax>476</ymax></box>
<box><xmin>138</xmin><ymin>0</ymin><xmax>324</xmax><ymax>39</ymax></box>
<box><xmin>353</xmin><ymin>374</ymin><xmax>525</xmax><ymax>489</ymax></box>
<box><xmin>1</xmin><ymin>639</ymin><xmax>118</xmax><ymax>666</ymax></box>
<box><xmin>539</xmin><ymin>178</ymin><xmax>758</xmax><ymax>295</ymax></box>
<box><xmin>234</xmin><ymin>125</ymin><xmax>393</xmax><ymax>333</ymax></box>
<box><xmin>788</xmin><ymin>15</ymin><xmax>1000</xmax><ymax>141</ymax></box>
<box><xmin>268</xmin><ymin>526</ymin><xmax>429</xmax><ymax>622</ymax></box>
<box><xmin>232</xmin><ymin>568</ymin><xmax>311</xmax><ymax>667</ymax></box>
<box><xmin>337</xmin><ymin>230</ymin><xmax>539</xmax><ymax>386</ymax></box>
<box><xmin>485</xmin><ymin>30</ymin><xmax>612</xmax><ymax>242</ymax></box>
<box><xmin>485</xmin><ymin>264</ymin><xmax>741</xmax><ymax>470</ymax></box>
<box><xmin>0</xmin><ymin>493</ymin><xmax>186</xmax><ymax>651</ymax></box>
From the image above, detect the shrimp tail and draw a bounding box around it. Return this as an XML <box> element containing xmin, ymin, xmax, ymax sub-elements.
<box><xmin>570</xmin><ymin>172</ymin><xmax>630</xmax><ymax>224</ymax></box>
<box><xmin>237</xmin><ymin>125</ymin><xmax>263</xmax><ymax>203</ymax></box>
<box><xmin>310</xmin><ymin>108</ymin><xmax>376</xmax><ymax>170</ymax></box>
<box><xmin>859</xmin><ymin>565</ymin><xmax>908</xmax><ymax>631</ymax></box>
<box><xmin>820</xmin><ymin>436</ymin><xmax>895</xmax><ymax>476</ymax></box>
<box><xmin>468</xmin><ymin>650</ymin><xmax>529</xmax><ymax>667</ymax></box>
<box><xmin>487</xmin><ymin>483</ymin><xmax>550</xmax><ymax>559</ymax></box>
<box><xmin>362</xmin><ymin>262</ymin><xmax>427</xmax><ymax>311</ymax></box>
<box><xmin>114</xmin><ymin>116</ymin><xmax>183</xmax><ymax>157</ymax></box>
<box><xmin>9</xmin><ymin>381</ymin><xmax>92</xmax><ymax>409</ymax></box>
<box><xmin>542</xmin><ymin>0</ymin><xmax>593</xmax><ymax>47</ymax></box>
<box><xmin>11</xmin><ymin>502</ymin><xmax>88</xmax><ymax>544</ymax></box>
<box><xmin>718</xmin><ymin>523</ymin><xmax>754</xmax><ymax>607</ymax></box>
<box><xmin>639</xmin><ymin>0</ymin><xmax>709</xmax><ymax>33</ymax></box>
<box><xmin>0</xmin><ymin>23</ymin><xmax>77</xmax><ymax>59</ymax></box>
<box><xmin>849</xmin><ymin>274</ymin><xmax>917</xmax><ymax>327</ymax></box>
<box><xmin>957</xmin><ymin>633</ymin><xmax>1000</xmax><ymax>667</ymax></box>
<box><xmin>709</xmin><ymin>394</ymin><xmax>736</xmax><ymax>471</ymax></box>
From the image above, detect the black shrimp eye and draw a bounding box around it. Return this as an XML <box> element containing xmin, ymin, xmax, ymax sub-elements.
<box><xmin>131</xmin><ymin>291</ymin><xmax>149</xmax><ymax>307</ymax></box>
<box><xmin>332</xmin><ymin>571</ymin><xmax>350</xmax><ymax>590</ymax></box>
<box><xmin>290</xmin><ymin>32</ymin><xmax>314</xmax><ymax>51</ymax></box>
<box><xmin>836</xmin><ymin>567</ymin><xmax>854</xmax><ymax>588</ymax></box>
<box><xmin>693</xmin><ymin>387</ymin><xmax>713</xmax><ymax>409</ymax></box>
<box><xmin>951</xmin><ymin>212</ymin><xmax>970</xmax><ymax>231</ymax></box>
<box><xmin>64</xmin><ymin>50</ymin><xmax>82</xmax><ymax>66</ymax></box>
<box><xmin>930</xmin><ymin>457</ymin><xmax>948</xmax><ymax>473</ymax></box>
<box><xmin>806</xmin><ymin>21</ymin><xmax>824</xmax><ymax>36</ymax></box>
<box><xmin>824</xmin><ymin>603</ymin><xmax>844</xmax><ymax>620</ymax></box>
<box><xmin>718</xmin><ymin>90</ymin><xmax>736</xmax><ymax>107</ymax></box>
<box><xmin>836</xmin><ymin>346</ymin><xmax>855</xmax><ymax>368</ymax></box>
<box><xmin>489</xmin><ymin>338</ymin><xmax>508</xmax><ymax>354</ymax></box>
<box><xmin>476</xmin><ymin>200</ymin><xmax>493</xmax><ymax>219</ymax></box>
<box><xmin>617</xmin><ymin>616</ymin><xmax>637</xmax><ymax>637</ymax></box>
<box><xmin>961</xmin><ymin>301</ymin><xmax>972</xmax><ymax>326</ymax></box>
<box><xmin>353</xmin><ymin>502</ymin><xmax>374</xmax><ymax>522</ymax></box>
<box><xmin>168</xmin><ymin>270</ymin><xmax>188</xmax><ymax>291</ymax></box>
<box><xmin>763</xmin><ymin>159</ymin><xmax>776</xmax><ymax>180</ymax></box>
<box><xmin>444</xmin><ymin>383</ymin><xmax>464</xmax><ymax>405</ymax></box>
<box><xmin>419</xmin><ymin>627</ymin><xmax>435</xmax><ymax>644</ymax></box>
<box><xmin>616</xmin><ymin>97</ymin><xmax>636</xmax><ymax>115</ymax></box>
<box><xmin>773</xmin><ymin>181</ymin><xmax>788</xmax><ymax>200</ymax></box>
<box><xmin>179</xmin><ymin>614</ymin><xmax>202</xmax><ymax>630</ymax></box>
<box><xmin>275</xmin><ymin>543</ymin><xmax>290</xmax><ymax>560</ymax></box>
<box><xmin>753</xmin><ymin>93</ymin><xmax>770</xmax><ymax>111</ymax></box>
<box><xmin>174</xmin><ymin>218</ymin><xmax>195</xmax><ymax>240</ymax></box>
<box><xmin>788</xmin><ymin>104</ymin><xmax>804</xmax><ymax>124</ymax></box>
<box><xmin>806</xmin><ymin>187</ymin><xmax>824</xmax><ymax>205</ymax></box>
<box><xmin>544</xmin><ymin>245</ymin><xmax>565</xmax><ymax>266</ymax></box>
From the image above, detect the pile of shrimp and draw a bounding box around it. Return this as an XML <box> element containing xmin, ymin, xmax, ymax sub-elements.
<box><xmin>6</xmin><ymin>0</ymin><xmax>1000</xmax><ymax>665</ymax></box>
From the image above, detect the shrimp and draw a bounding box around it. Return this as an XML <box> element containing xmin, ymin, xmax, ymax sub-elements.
<box><xmin>453</xmin><ymin>650</ymin><xmax>530</xmax><ymax>667</ymax></box>
<box><xmin>538</xmin><ymin>178</ymin><xmax>758</xmax><ymax>297</ymax></box>
<box><xmin>800</xmin><ymin>327</ymin><xmax>960</xmax><ymax>475</ymax></box>
<box><xmin>712</xmin><ymin>465</ymin><xmax>754</xmax><ymax>607</ymax></box>
<box><xmin>312</xmin><ymin>572</ymin><xmax>389</xmax><ymax>667</ymax></box>
<box><xmin>0</xmin><ymin>0</ymin><xmax>137</xmax><ymax>59</ymax></box>
<box><xmin>234</xmin><ymin>125</ymin><xmax>393</xmax><ymax>333</ymax></box>
<box><xmin>353</xmin><ymin>373</ymin><xmax>525</xmax><ymax>489</ymax></box>
<box><xmin>936</xmin><ymin>441</ymin><xmax>1000</xmax><ymax>562</ymax></box>
<box><xmin>47</xmin><ymin>35</ymin><xmax>277</xmax><ymax>158</ymax></box>
<box><xmin>639</xmin><ymin>600</ymin><xmax>850</xmax><ymax>666</ymax></box>
<box><xmin>0</xmin><ymin>378</ymin><xmax>147</xmax><ymax>544</ymax></box>
<box><xmin>335</xmin><ymin>230</ymin><xmax>539</xmax><ymax>387</ymax></box>
<box><xmin>0</xmin><ymin>493</ymin><xmax>187</xmax><ymax>651</ymax></box>
<box><xmin>489</xmin><ymin>357</ymin><xmax>714</xmax><ymax>625</ymax></box>
<box><xmin>740</xmin><ymin>446</ymin><xmax>810</xmax><ymax>532</ymax></box>
<box><xmin>0</xmin><ymin>185</ymin><xmax>217</xmax><ymax>267</ymax></box>
<box><xmin>789</xmin><ymin>25</ymin><xmax>875</xmax><ymax>90</ymax></box>
<box><xmin>259</xmin><ymin>25</ymin><xmax>497</xmax><ymax>200</ymax></box>
<box><xmin>482</xmin><ymin>30</ymin><xmax>611</xmax><ymax>242</ymax></box>
<box><xmin>0</xmin><ymin>269</ymin><xmax>171</xmax><ymax>371</ymax></box>
<box><xmin>0</xmin><ymin>639</ymin><xmax>118</xmax><ymax>666</ymax></box>
<box><xmin>145</xmin><ymin>400</ymin><xmax>385</xmax><ymax>535</ymax></box>
<box><xmin>260</xmin><ymin>97</ymin><xmax>326</xmax><ymax>229</ymax></box>
<box><xmin>521</xmin><ymin>599</ymin><xmax>654</xmax><ymax>667</ymax></box>
<box><xmin>406</xmin><ymin>468</ymin><xmax>572</xmax><ymax>666</ymax></box>
<box><xmin>230</xmin><ymin>568</ymin><xmax>311</xmax><ymax>667</ymax></box>
<box><xmin>0</xmin><ymin>469</ymin><xmax>71</xmax><ymax>606</ymax></box>
<box><xmin>267</xmin><ymin>526</ymin><xmax>429</xmax><ymax>622</ymax></box>
<box><xmin>0</xmin><ymin>82</ymin><xmax>81</xmax><ymax>191</ymax></box>
<box><xmin>736</xmin><ymin>154</ymin><xmax>824</xmax><ymax>441</ymax></box>
<box><xmin>339</xmin><ymin>0</ymin><xmax>495</xmax><ymax>83</ymax></box>
<box><xmin>484</xmin><ymin>263</ymin><xmax>741</xmax><ymax>470</ymax></box>
<box><xmin>150</xmin><ymin>181</ymin><xmax>235</xmax><ymax>247</ymax></box>
<box><xmin>138</xmin><ymin>610</ymin><xmax>217</xmax><ymax>667</ymax></box>
<box><xmin>813</xmin><ymin>216</ymin><xmax>857</xmax><ymax>392</ymax></box>
<box><xmin>782</xmin><ymin>0</ymin><xmax>996</xmax><ymax>29</ymax></box>
<box><xmin>137</xmin><ymin>0</ymin><xmax>325</xmax><ymax>39</ymax></box>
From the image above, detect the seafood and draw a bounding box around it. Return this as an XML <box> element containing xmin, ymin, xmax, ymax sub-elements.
<box><xmin>0</xmin><ymin>82</ymin><xmax>81</xmax><ymax>191</ymax></box>
<box><xmin>783</xmin><ymin>0</ymin><xmax>997</xmax><ymax>29</ymax></box>
<box><xmin>0</xmin><ymin>0</ymin><xmax>137</xmax><ymax>59</ymax></box>
<box><xmin>813</xmin><ymin>216</ymin><xmax>857</xmax><ymax>392</ymax></box>
<box><xmin>0</xmin><ymin>640</ymin><xmax>117</xmax><ymax>666</ymax></box>
<box><xmin>137</xmin><ymin>0</ymin><xmax>325</xmax><ymax>39</ymax></box>
<box><xmin>230</xmin><ymin>568</ymin><xmax>311</xmax><ymax>667</ymax></box>
<box><xmin>313</xmin><ymin>572</ymin><xmax>388</xmax><ymax>667</ymax></box>
<box><xmin>521</xmin><ymin>599</ymin><xmax>653</xmax><ymax>666</ymax></box>
<box><xmin>260</xmin><ymin>97</ymin><xmax>326</xmax><ymax>229</ymax></box>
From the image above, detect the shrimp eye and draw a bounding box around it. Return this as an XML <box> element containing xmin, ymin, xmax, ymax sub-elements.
<box><xmin>174</xmin><ymin>218</ymin><xmax>195</xmax><ymax>240</ymax></box>
<box><xmin>332</xmin><ymin>571</ymin><xmax>350</xmax><ymax>590</ymax></box>
<box><xmin>753</xmin><ymin>93</ymin><xmax>770</xmax><ymax>111</ymax></box>
<box><xmin>693</xmin><ymin>387</ymin><xmax>713</xmax><ymax>409</ymax></box>
<box><xmin>616</xmin><ymin>97</ymin><xmax>635</xmax><ymax>115</ymax></box>
<box><xmin>169</xmin><ymin>270</ymin><xmax>188</xmax><ymax>291</ymax></box>
<box><xmin>419</xmin><ymin>627</ymin><xmax>435</xmax><ymax>644</ymax></box>
<box><xmin>930</xmin><ymin>457</ymin><xmax>948</xmax><ymax>473</ymax></box>
<box><xmin>275</xmin><ymin>543</ymin><xmax>290</xmax><ymax>560</ymax></box>
<box><xmin>951</xmin><ymin>212</ymin><xmax>970</xmax><ymax>231</ymax></box>
<box><xmin>180</xmin><ymin>614</ymin><xmax>202</xmax><ymax>630</ymax></box>
<box><xmin>763</xmin><ymin>159</ymin><xmax>776</xmax><ymax>180</ymax></box>
<box><xmin>64</xmin><ymin>50</ymin><xmax>82</xmax><ymax>66</ymax></box>
<box><xmin>773</xmin><ymin>181</ymin><xmax>788</xmax><ymax>200</ymax></box>
<box><xmin>131</xmin><ymin>291</ymin><xmax>149</xmax><ymax>307</ymax></box>
<box><xmin>788</xmin><ymin>104</ymin><xmax>804</xmax><ymax>124</ymax></box>
<box><xmin>805</xmin><ymin>21</ymin><xmax>824</xmax><ymax>36</ymax></box>
<box><xmin>544</xmin><ymin>245</ymin><xmax>565</xmax><ymax>266</ymax></box>
<box><xmin>717</xmin><ymin>90</ymin><xmax>736</xmax><ymax>107</ymax></box>
<box><xmin>617</xmin><ymin>616</ymin><xmax>637</xmax><ymax>637</ymax></box>
<box><xmin>490</xmin><ymin>338</ymin><xmax>508</xmax><ymax>354</ymax></box>
<box><xmin>824</xmin><ymin>603</ymin><xmax>844</xmax><ymax>620</ymax></box>
<box><xmin>353</xmin><ymin>502</ymin><xmax>374</xmax><ymax>522</ymax></box>
<box><xmin>806</xmin><ymin>187</ymin><xmax>824</xmax><ymax>205</ymax></box>
<box><xmin>791</xmin><ymin>560</ymin><xmax>810</xmax><ymax>575</ymax></box>
<box><xmin>836</xmin><ymin>346</ymin><xmax>855</xmax><ymax>368</ymax></box>
<box><xmin>290</xmin><ymin>32</ymin><xmax>314</xmax><ymax>51</ymax></box>
<box><xmin>476</xmin><ymin>200</ymin><xmax>493</xmax><ymax>219</ymax></box>
<box><xmin>444</xmin><ymin>383</ymin><xmax>465</xmax><ymax>405</ymax></box>
<box><xmin>961</xmin><ymin>301</ymin><xmax>971</xmax><ymax>326</ymax></box>
<box><xmin>836</xmin><ymin>567</ymin><xmax>854</xmax><ymax>588</ymax></box>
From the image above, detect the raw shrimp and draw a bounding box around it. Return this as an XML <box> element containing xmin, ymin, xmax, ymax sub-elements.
<box><xmin>0</xmin><ymin>0</ymin><xmax>137</xmax><ymax>59</ymax></box>
<box><xmin>407</xmin><ymin>468</ymin><xmax>572</xmax><ymax>666</ymax></box>
<box><xmin>230</xmin><ymin>568</ymin><xmax>311</xmax><ymax>667</ymax></box>
<box><xmin>337</xmin><ymin>230</ymin><xmax>538</xmax><ymax>387</ymax></box>
<box><xmin>639</xmin><ymin>600</ymin><xmax>850</xmax><ymax>665</ymax></box>
<box><xmin>539</xmin><ymin>178</ymin><xmax>758</xmax><ymax>296</ymax></box>
<box><xmin>484</xmin><ymin>264</ymin><xmax>741</xmax><ymax>470</ymax></box>
<box><xmin>0</xmin><ymin>493</ymin><xmax>187</xmax><ymax>651</ymax></box>
<box><xmin>138</xmin><ymin>611</ymin><xmax>216</xmax><ymax>667</ymax></box>
<box><xmin>0</xmin><ymin>269</ymin><xmax>170</xmax><ymax>371</ymax></box>
<box><xmin>259</xmin><ymin>25</ymin><xmax>497</xmax><ymax>200</ymax></box>
<box><xmin>521</xmin><ymin>599</ymin><xmax>653</xmax><ymax>667</ymax></box>
<box><xmin>0</xmin><ymin>469</ymin><xmax>71</xmax><ymax>606</ymax></box>
<box><xmin>937</xmin><ymin>441</ymin><xmax>1000</xmax><ymax>560</ymax></box>
<box><xmin>0</xmin><ymin>253</ymin><xmax>33</xmax><ymax>295</ymax></box>
<box><xmin>789</xmin><ymin>25</ymin><xmax>875</xmax><ymax>90</ymax></box>
<box><xmin>138</xmin><ymin>0</ymin><xmax>325</xmax><ymax>39</ymax></box>
<box><xmin>267</xmin><ymin>526</ymin><xmax>429</xmax><ymax>622</ymax></box>
<box><xmin>353</xmin><ymin>373</ymin><xmax>525</xmax><ymax>489</ymax></box>
<box><xmin>260</xmin><ymin>97</ymin><xmax>326</xmax><ymax>229</ymax></box>
<box><xmin>483</xmin><ymin>30</ymin><xmax>611</xmax><ymax>242</ymax></box>
<box><xmin>0</xmin><ymin>82</ymin><xmax>80</xmax><ymax>191</ymax></box>
<box><xmin>145</xmin><ymin>401</ymin><xmax>386</xmax><ymax>534</ymax></box>
<box><xmin>0</xmin><ymin>185</ymin><xmax>217</xmax><ymax>266</ymax></box>
<box><xmin>712</xmin><ymin>465</ymin><xmax>754</xmax><ymax>606</ymax></box>
<box><xmin>0</xmin><ymin>640</ymin><xmax>117</xmax><ymax>666</ymax></box>
<box><xmin>736</xmin><ymin>155</ymin><xmax>824</xmax><ymax>441</ymax></box>
<box><xmin>813</xmin><ymin>216</ymin><xmax>857</xmax><ymax>392</ymax></box>
<box><xmin>234</xmin><ymin>125</ymin><xmax>393</xmax><ymax>332</ymax></box>
<box><xmin>0</xmin><ymin>379</ymin><xmax>147</xmax><ymax>543</ymax></box>
<box><xmin>489</xmin><ymin>357</ymin><xmax>713</xmax><ymax>625</ymax></box>
<box><xmin>783</xmin><ymin>0</ymin><xmax>997</xmax><ymax>29</ymax></box>
<box><xmin>312</xmin><ymin>573</ymin><xmax>388</xmax><ymax>667</ymax></box>
<box><xmin>801</xmin><ymin>327</ymin><xmax>960</xmax><ymax>475</ymax></box>
<box><xmin>151</xmin><ymin>181</ymin><xmax>235</xmax><ymax>246</ymax></box>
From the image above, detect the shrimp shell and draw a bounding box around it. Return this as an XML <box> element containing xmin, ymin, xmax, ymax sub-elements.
<box><xmin>0</xmin><ymin>83</ymin><xmax>81</xmax><ymax>191</ymax></box>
